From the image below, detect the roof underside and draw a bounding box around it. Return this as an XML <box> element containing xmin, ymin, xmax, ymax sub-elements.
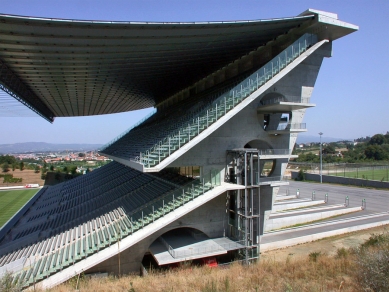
<box><xmin>0</xmin><ymin>14</ymin><xmax>315</xmax><ymax>122</ymax></box>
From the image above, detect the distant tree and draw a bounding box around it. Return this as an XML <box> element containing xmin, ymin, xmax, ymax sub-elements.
<box><xmin>2</xmin><ymin>162</ymin><xmax>10</xmax><ymax>173</ymax></box>
<box><xmin>70</xmin><ymin>166</ymin><xmax>77</xmax><ymax>175</ymax></box>
<box><xmin>0</xmin><ymin>155</ymin><xmax>17</xmax><ymax>165</ymax></box>
<box><xmin>19</xmin><ymin>161</ymin><xmax>24</xmax><ymax>171</ymax></box>
<box><xmin>322</xmin><ymin>144</ymin><xmax>336</xmax><ymax>155</ymax></box>
<box><xmin>369</xmin><ymin>134</ymin><xmax>385</xmax><ymax>145</ymax></box>
<box><xmin>63</xmin><ymin>166</ymin><xmax>68</xmax><ymax>173</ymax></box>
<box><xmin>78</xmin><ymin>153</ymin><xmax>85</xmax><ymax>157</ymax></box>
<box><xmin>12</xmin><ymin>163</ymin><xmax>16</xmax><ymax>171</ymax></box>
<box><xmin>365</xmin><ymin>145</ymin><xmax>387</xmax><ymax>160</ymax></box>
<box><xmin>295</xmin><ymin>169</ymin><xmax>305</xmax><ymax>181</ymax></box>
<box><xmin>85</xmin><ymin>168</ymin><xmax>90</xmax><ymax>174</ymax></box>
<box><xmin>49</xmin><ymin>165</ymin><xmax>54</xmax><ymax>171</ymax></box>
<box><xmin>34</xmin><ymin>165</ymin><xmax>40</xmax><ymax>173</ymax></box>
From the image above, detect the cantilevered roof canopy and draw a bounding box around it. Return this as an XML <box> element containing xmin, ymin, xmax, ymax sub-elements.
<box><xmin>0</xmin><ymin>10</ymin><xmax>357</xmax><ymax>122</ymax></box>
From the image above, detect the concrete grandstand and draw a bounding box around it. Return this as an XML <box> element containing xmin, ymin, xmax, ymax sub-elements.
<box><xmin>0</xmin><ymin>9</ymin><xmax>357</xmax><ymax>289</ymax></box>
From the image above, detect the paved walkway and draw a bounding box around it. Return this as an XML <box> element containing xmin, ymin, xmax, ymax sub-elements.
<box><xmin>261</xmin><ymin>181</ymin><xmax>389</xmax><ymax>250</ymax></box>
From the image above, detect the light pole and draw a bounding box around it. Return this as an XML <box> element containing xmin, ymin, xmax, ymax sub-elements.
<box><xmin>319</xmin><ymin>132</ymin><xmax>323</xmax><ymax>183</ymax></box>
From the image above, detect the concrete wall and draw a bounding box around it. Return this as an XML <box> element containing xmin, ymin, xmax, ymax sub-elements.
<box><xmin>291</xmin><ymin>172</ymin><xmax>389</xmax><ymax>189</ymax></box>
<box><xmin>85</xmin><ymin>192</ymin><xmax>228</xmax><ymax>275</ymax></box>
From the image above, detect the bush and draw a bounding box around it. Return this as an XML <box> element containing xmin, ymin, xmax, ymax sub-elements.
<box><xmin>0</xmin><ymin>271</ymin><xmax>23</xmax><ymax>292</ymax></box>
<box><xmin>294</xmin><ymin>169</ymin><xmax>305</xmax><ymax>181</ymax></box>
<box><xmin>308</xmin><ymin>251</ymin><xmax>322</xmax><ymax>262</ymax></box>
<box><xmin>336</xmin><ymin>247</ymin><xmax>349</xmax><ymax>258</ymax></box>
<box><xmin>355</xmin><ymin>232</ymin><xmax>389</xmax><ymax>291</ymax></box>
<box><xmin>2</xmin><ymin>174</ymin><xmax>22</xmax><ymax>183</ymax></box>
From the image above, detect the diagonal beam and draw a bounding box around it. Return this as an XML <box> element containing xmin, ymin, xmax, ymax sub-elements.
<box><xmin>0</xmin><ymin>60</ymin><xmax>55</xmax><ymax>123</ymax></box>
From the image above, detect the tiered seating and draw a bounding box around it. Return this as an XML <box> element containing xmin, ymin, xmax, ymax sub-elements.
<box><xmin>0</xmin><ymin>161</ymin><xmax>212</xmax><ymax>289</ymax></box>
<box><xmin>151</xmin><ymin>168</ymin><xmax>195</xmax><ymax>186</ymax></box>
<box><xmin>100</xmin><ymin>33</ymin><xmax>318</xmax><ymax>168</ymax></box>
<box><xmin>101</xmin><ymin>73</ymin><xmax>249</xmax><ymax>161</ymax></box>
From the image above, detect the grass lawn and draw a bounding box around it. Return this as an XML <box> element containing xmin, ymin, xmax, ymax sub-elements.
<box><xmin>330</xmin><ymin>168</ymin><xmax>389</xmax><ymax>181</ymax></box>
<box><xmin>0</xmin><ymin>189</ymin><xmax>38</xmax><ymax>227</ymax></box>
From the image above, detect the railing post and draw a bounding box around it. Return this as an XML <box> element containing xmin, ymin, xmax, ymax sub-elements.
<box><xmin>158</xmin><ymin>146</ymin><xmax>160</xmax><ymax>163</ymax></box>
<box><xmin>362</xmin><ymin>198</ymin><xmax>366</xmax><ymax>210</ymax></box>
<box><xmin>188</xmin><ymin>124</ymin><xmax>190</xmax><ymax>141</ymax></box>
<box><xmin>197</xmin><ymin>117</ymin><xmax>200</xmax><ymax>134</ymax></box>
<box><xmin>142</xmin><ymin>211</ymin><xmax>144</xmax><ymax>227</ymax></box>
<box><xmin>178</xmin><ymin>131</ymin><xmax>181</xmax><ymax>148</ymax></box>
<box><xmin>168</xmin><ymin>137</ymin><xmax>171</xmax><ymax>155</ymax></box>
<box><xmin>224</xmin><ymin>96</ymin><xmax>226</xmax><ymax>114</ymax></box>
<box><xmin>312</xmin><ymin>191</ymin><xmax>315</xmax><ymax>201</ymax></box>
<box><xmin>163</xmin><ymin>200</ymin><xmax>165</xmax><ymax>215</ymax></box>
<box><xmin>216</xmin><ymin>104</ymin><xmax>218</xmax><ymax>121</ymax></box>
<box><xmin>152</xmin><ymin>206</ymin><xmax>154</xmax><ymax>222</ymax></box>
<box><xmin>207</xmin><ymin>110</ymin><xmax>209</xmax><ymax>127</ymax></box>
<box><xmin>325</xmin><ymin>193</ymin><xmax>328</xmax><ymax>203</ymax></box>
<box><xmin>345</xmin><ymin>196</ymin><xmax>349</xmax><ymax>207</ymax></box>
<box><xmin>173</xmin><ymin>194</ymin><xmax>175</xmax><ymax>206</ymax></box>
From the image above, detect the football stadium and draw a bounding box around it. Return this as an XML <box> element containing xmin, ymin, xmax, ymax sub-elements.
<box><xmin>0</xmin><ymin>9</ymin><xmax>357</xmax><ymax>289</ymax></box>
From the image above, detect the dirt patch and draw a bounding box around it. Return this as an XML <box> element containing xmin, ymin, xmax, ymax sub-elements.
<box><xmin>261</xmin><ymin>224</ymin><xmax>389</xmax><ymax>262</ymax></box>
<box><xmin>0</xmin><ymin>169</ymin><xmax>45</xmax><ymax>187</ymax></box>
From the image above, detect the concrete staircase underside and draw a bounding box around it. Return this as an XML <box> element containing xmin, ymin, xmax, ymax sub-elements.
<box><xmin>35</xmin><ymin>182</ymin><xmax>243</xmax><ymax>290</ymax></box>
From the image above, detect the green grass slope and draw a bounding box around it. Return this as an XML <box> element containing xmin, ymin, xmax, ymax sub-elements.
<box><xmin>0</xmin><ymin>189</ymin><xmax>38</xmax><ymax>227</ymax></box>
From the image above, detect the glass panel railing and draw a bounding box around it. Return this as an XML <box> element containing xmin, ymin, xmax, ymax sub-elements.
<box><xmin>257</xmin><ymin>149</ymin><xmax>292</xmax><ymax>155</ymax></box>
<box><xmin>260</xmin><ymin>95</ymin><xmax>311</xmax><ymax>105</ymax></box>
<box><xmin>266</xmin><ymin>123</ymin><xmax>306</xmax><ymax>131</ymax></box>
<box><xmin>135</xmin><ymin>34</ymin><xmax>317</xmax><ymax>168</ymax></box>
<box><xmin>257</xmin><ymin>176</ymin><xmax>288</xmax><ymax>184</ymax></box>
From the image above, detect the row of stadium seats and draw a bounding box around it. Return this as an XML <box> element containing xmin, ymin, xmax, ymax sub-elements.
<box><xmin>0</xmin><ymin>162</ymin><xmax>210</xmax><ymax>287</ymax></box>
<box><xmin>100</xmin><ymin>33</ymin><xmax>318</xmax><ymax>168</ymax></box>
<box><xmin>0</xmin><ymin>162</ymin><xmax>192</xmax><ymax>255</ymax></box>
<box><xmin>0</xmin><ymin>168</ymin><xmax>212</xmax><ymax>289</ymax></box>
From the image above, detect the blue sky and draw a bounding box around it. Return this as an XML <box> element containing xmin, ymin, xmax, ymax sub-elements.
<box><xmin>0</xmin><ymin>0</ymin><xmax>388</xmax><ymax>144</ymax></box>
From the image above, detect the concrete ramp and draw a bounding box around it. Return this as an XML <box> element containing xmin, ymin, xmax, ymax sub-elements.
<box><xmin>265</xmin><ymin>204</ymin><xmax>362</xmax><ymax>231</ymax></box>
<box><xmin>272</xmin><ymin>199</ymin><xmax>325</xmax><ymax>212</ymax></box>
<box><xmin>275</xmin><ymin>194</ymin><xmax>298</xmax><ymax>201</ymax></box>
<box><xmin>261</xmin><ymin>212</ymin><xmax>389</xmax><ymax>252</ymax></box>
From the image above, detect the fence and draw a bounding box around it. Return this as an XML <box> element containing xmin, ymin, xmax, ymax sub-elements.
<box><xmin>289</xmin><ymin>163</ymin><xmax>389</xmax><ymax>182</ymax></box>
